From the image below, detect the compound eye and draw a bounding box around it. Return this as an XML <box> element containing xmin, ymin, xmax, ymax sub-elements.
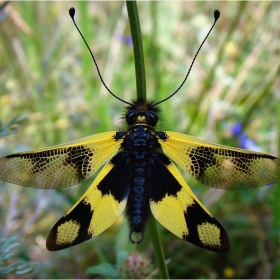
<box><xmin>146</xmin><ymin>111</ymin><xmax>158</xmax><ymax>126</ymax></box>
<box><xmin>126</xmin><ymin>111</ymin><xmax>138</xmax><ymax>125</ymax></box>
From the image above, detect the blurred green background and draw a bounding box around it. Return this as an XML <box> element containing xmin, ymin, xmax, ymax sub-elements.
<box><xmin>0</xmin><ymin>1</ymin><xmax>279</xmax><ymax>278</ymax></box>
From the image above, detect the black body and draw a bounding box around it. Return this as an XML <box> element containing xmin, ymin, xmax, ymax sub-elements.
<box><xmin>114</xmin><ymin>99</ymin><xmax>165</xmax><ymax>243</ymax></box>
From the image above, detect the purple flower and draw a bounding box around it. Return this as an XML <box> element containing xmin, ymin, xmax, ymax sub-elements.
<box><xmin>116</xmin><ymin>34</ymin><xmax>132</xmax><ymax>47</ymax></box>
<box><xmin>231</xmin><ymin>123</ymin><xmax>261</xmax><ymax>152</ymax></box>
<box><xmin>231</xmin><ymin>123</ymin><xmax>243</xmax><ymax>136</ymax></box>
<box><xmin>238</xmin><ymin>134</ymin><xmax>261</xmax><ymax>151</ymax></box>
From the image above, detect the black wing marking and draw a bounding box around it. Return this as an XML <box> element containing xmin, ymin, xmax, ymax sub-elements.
<box><xmin>46</xmin><ymin>152</ymin><xmax>131</xmax><ymax>251</ymax></box>
<box><xmin>149</xmin><ymin>153</ymin><xmax>230</xmax><ymax>253</ymax></box>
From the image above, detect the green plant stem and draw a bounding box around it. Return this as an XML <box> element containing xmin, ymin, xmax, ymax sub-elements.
<box><xmin>126</xmin><ymin>1</ymin><xmax>169</xmax><ymax>278</ymax></box>
<box><xmin>147</xmin><ymin>214</ymin><xmax>170</xmax><ymax>279</ymax></box>
<box><xmin>126</xmin><ymin>1</ymin><xmax>146</xmax><ymax>100</ymax></box>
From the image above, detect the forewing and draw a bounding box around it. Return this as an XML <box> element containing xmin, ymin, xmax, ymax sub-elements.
<box><xmin>46</xmin><ymin>152</ymin><xmax>131</xmax><ymax>251</ymax></box>
<box><xmin>149</xmin><ymin>153</ymin><xmax>230</xmax><ymax>253</ymax></box>
<box><xmin>159</xmin><ymin>131</ymin><xmax>280</xmax><ymax>190</ymax></box>
<box><xmin>0</xmin><ymin>132</ymin><xmax>122</xmax><ymax>189</ymax></box>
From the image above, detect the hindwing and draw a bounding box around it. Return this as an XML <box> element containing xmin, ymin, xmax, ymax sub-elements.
<box><xmin>159</xmin><ymin>131</ymin><xmax>280</xmax><ymax>190</ymax></box>
<box><xmin>0</xmin><ymin>132</ymin><xmax>122</xmax><ymax>189</ymax></box>
<box><xmin>46</xmin><ymin>152</ymin><xmax>131</xmax><ymax>251</ymax></box>
<box><xmin>149</xmin><ymin>153</ymin><xmax>230</xmax><ymax>253</ymax></box>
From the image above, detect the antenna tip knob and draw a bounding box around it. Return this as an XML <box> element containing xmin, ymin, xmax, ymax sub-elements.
<box><xmin>69</xmin><ymin>7</ymin><xmax>75</xmax><ymax>19</ymax></box>
<box><xmin>214</xmin><ymin>10</ymin><xmax>220</xmax><ymax>21</ymax></box>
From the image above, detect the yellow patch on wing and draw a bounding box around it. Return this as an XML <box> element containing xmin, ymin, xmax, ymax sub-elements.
<box><xmin>83</xmin><ymin>191</ymin><xmax>125</xmax><ymax>237</ymax></box>
<box><xmin>150</xmin><ymin>161</ymin><xmax>211</xmax><ymax>237</ymax></box>
<box><xmin>47</xmin><ymin>160</ymin><xmax>127</xmax><ymax>251</ymax></box>
<box><xmin>0</xmin><ymin>131</ymin><xmax>122</xmax><ymax>189</ymax></box>
<box><xmin>197</xmin><ymin>223</ymin><xmax>221</xmax><ymax>248</ymax></box>
<box><xmin>159</xmin><ymin>131</ymin><xmax>280</xmax><ymax>190</ymax></box>
<box><xmin>150</xmin><ymin>190</ymin><xmax>192</xmax><ymax>237</ymax></box>
<box><xmin>56</xmin><ymin>220</ymin><xmax>80</xmax><ymax>245</ymax></box>
<box><xmin>150</xmin><ymin>160</ymin><xmax>230</xmax><ymax>253</ymax></box>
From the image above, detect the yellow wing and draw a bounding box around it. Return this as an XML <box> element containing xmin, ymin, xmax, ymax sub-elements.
<box><xmin>46</xmin><ymin>152</ymin><xmax>130</xmax><ymax>251</ymax></box>
<box><xmin>149</xmin><ymin>153</ymin><xmax>230</xmax><ymax>253</ymax></box>
<box><xmin>159</xmin><ymin>131</ymin><xmax>280</xmax><ymax>190</ymax></box>
<box><xmin>0</xmin><ymin>132</ymin><xmax>122</xmax><ymax>189</ymax></box>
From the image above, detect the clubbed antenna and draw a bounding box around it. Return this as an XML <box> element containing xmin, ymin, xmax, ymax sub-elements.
<box><xmin>152</xmin><ymin>10</ymin><xmax>220</xmax><ymax>107</ymax></box>
<box><xmin>69</xmin><ymin>7</ymin><xmax>133</xmax><ymax>106</ymax></box>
